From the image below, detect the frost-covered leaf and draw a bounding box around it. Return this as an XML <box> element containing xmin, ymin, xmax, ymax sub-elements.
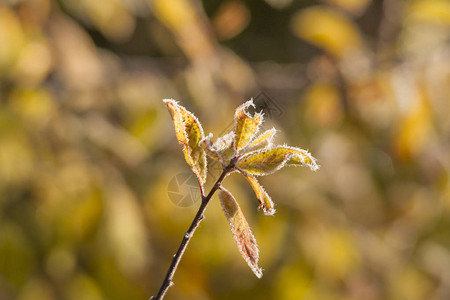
<box><xmin>244</xmin><ymin>127</ymin><xmax>277</xmax><ymax>154</ymax></box>
<box><xmin>219</xmin><ymin>187</ymin><xmax>262</xmax><ymax>278</ymax></box>
<box><xmin>285</xmin><ymin>148</ymin><xmax>320</xmax><ymax>170</ymax></box>
<box><xmin>212</xmin><ymin>131</ymin><xmax>236</xmax><ymax>163</ymax></box>
<box><xmin>200</xmin><ymin>131</ymin><xmax>236</xmax><ymax>165</ymax></box>
<box><xmin>234</xmin><ymin>100</ymin><xmax>263</xmax><ymax>151</ymax></box>
<box><xmin>244</xmin><ymin>174</ymin><xmax>275</xmax><ymax>216</ymax></box>
<box><xmin>164</xmin><ymin>99</ymin><xmax>207</xmax><ymax>185</ymax></box>
<box><xmin>199</xmin><ymin>133</ymin><xmax>220</xmax><ymax>160</ymax></box>
<box><xmin>236</xmin><ymin>146</ymin><xmax>319</xmax><ymax>176</ymax></box>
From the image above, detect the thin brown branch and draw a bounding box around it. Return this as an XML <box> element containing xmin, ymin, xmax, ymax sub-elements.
<box><xmin>151</xmin><ymin>160</ymin><xmax>236</xmax><ymax>300</ymax></box>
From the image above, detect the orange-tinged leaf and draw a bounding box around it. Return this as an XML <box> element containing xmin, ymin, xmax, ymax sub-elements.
<box><xmin>164</xmin><ymin>100</ymin><xmax>187</xmax><ymax>145</ymax></box>
<box><xmin>244</xmin><ymin>174</ymin><xmax>275</xmax><ymax>216</ymax></box>
<box><xmin>236</xmin><ymin>146</ymin><xmax>319</xmax><ymax>176</ymax></box>
<box><xmin>234</xmin><ymin>100</ymin><xmax>263</xmax><ymax>151</ymax></box>
<box><xmin>164</xmin><ymin>99</ymin><xmax>207</xmax><ymax>185</ymax></box>
<box><xmin>219</xmin><ymin>187</ymin><xmax>262</xmax><ymax>278</ymax></box>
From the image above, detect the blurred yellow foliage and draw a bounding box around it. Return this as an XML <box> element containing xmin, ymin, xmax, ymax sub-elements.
<box><xmin>302</xmin><ymin>82</ymin><xmax>343</xmax><ymax>127</ymax></box>
<box><xmin>395</xmin><ymin>84</ymin><xmax>433</xmax><ymax>160</ymax></box>
<box><xmin>323</xmin><ymin>0</ymin><xmax>371</xmax><ymax>15</ymax></box>
<box><xmin>405</xmin><ymin>0</ymin><xmax>450</xmax><ymax>25</ymax></box>
<box><xmin>152</xmin><ymin>0</ymin><xmax>196</xmax><ymax>32</ymax></box>
<box><xmin>18</xmin><ymin>279</ymin><xmax>55</xmax><ymax>300</ymax></box>
<box><xmin>9</xmin><ymin>88</ymin><xmax>54</xmax><ymax>127</ymax></box>
<box><xmin>276</xmin><ymin>263</ymin><xmax>312</xmax><ymax>300</ymax></box>
<box><xmin>0</xmin><ymin>133</ymin><xmax>34</xmax><ymax>185</ymax></box>
<box><xmin>0</xmin><ymin>0</ymin><xmax>449</xmax><ymax>299</ymax></box>
<box><xmin>0</xmin><ymin>7</ymin><xmax>25</xmax><ymax>74</ymax></box>
<box><xmin>388</xmin><ymin>266</ymin><xmax>434</xmax><ymax>300</ymax></box>
<box><xmin>65</xmin><ymin>274</ymin><xmax>103</xmax><ymax>300</ymax></box>
<box><xmin>212</xmin><ymin>0</ymin><xmax>250</xmax><ymax>40</ymax></box>
<box><xmin>151</xmin><ymin>0</ymin><xmax>216</xmax><ymax>61</ymax></box>
<box><xmin>302</xmin><ymin>224</ymin><xmax>360</xmax><ymax>281</ymax></box>
<box><xmin>291</xmin><ymin>6</ymin><xmax>363</xmax><ymax>57</ymax></box>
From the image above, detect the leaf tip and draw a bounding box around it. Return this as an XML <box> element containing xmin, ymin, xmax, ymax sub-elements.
<box><xmin>254</xmin><ymin>267</ymin><xmax>263</xmax><ymax>279</ymax></box>
<box><xmin>219</xmin><ymin>187</ymin><xmax>263</xmax><ymax>279</ymax></box>
<box><xmin>163</xmin><ymin>98</ymin><xmax>177</xmax><ymax>105</ymax></box>
<box><xmin>262</xmin><ymin>207</ymin><xmax>276</xmax><ymax>216</ymax></box>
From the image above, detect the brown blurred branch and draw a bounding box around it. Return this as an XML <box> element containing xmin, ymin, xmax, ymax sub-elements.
<box><xmin>151</xmin><ymin>160</ymin><xmax>236</xmax><ymax>300</ymax></box>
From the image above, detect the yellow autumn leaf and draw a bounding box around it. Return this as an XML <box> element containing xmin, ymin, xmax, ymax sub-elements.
<box><xmin>164</xmin><ymin>99</ymin><xmax>207</xmax><ymax>186</ymax></box>
<box><xmin>245</xmin><ymin>128</ymin><xmax>277</xmax><ymax>153</ymax></box>
<box><xmin>236</xmin><ymin>146</ymin><xmax>319</xmax><ymax>176</ymax></box>
<box><xmin>286</xmin><ymin>151</ymin><xmax>320</xmax><ymax>170</ymax></box>
<box><xmin>234</xmin><ymin>100</ymin><xmax>263</xmax><ymax>151</ymax></box>
<box><xmin>244</xmin><ymin>174</ymin><xmax>275</xmax><ymax>216</ymax></box>
<box><xmin>219</xmin><ymin>187</ymin><xmax>262</xmax><ymax>278</ymax></box>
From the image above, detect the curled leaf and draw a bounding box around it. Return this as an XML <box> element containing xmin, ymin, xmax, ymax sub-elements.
<box><xmin>199</xmin><ymin>133</ymin><xmax>220</xmax><ymax>160</ymax></box>
<box><xmin>212</xmin><ymin>131</ymin><xmax>236</xmax><ymax>163</ymax></box>
<box><xmin>200</xmin><ymin>131</ymin><xmax>236</xmax><ymax>165</ymax></box>
<box><xmin>164</xmin><ymin>99</ymin><xmax>207</xmax><ymax>185</ymax></box>
<box><xmin>236</xmin><ymin>145</ymin><xmax>319</xmax><ymax>176</ymax></box>
<box><xmin>219</xmin><ymin>187</ymin><xmax>263</xmax><ymax>278</ymax></box>
<box><xmin>234</xmin><ymin>100</ymin><xmax>263</xmax><ymax>151</ymax></box>
<box><xmin>285</xmin><ymin>148</ymin><xmax>320</xmax><ymax>170</ymax></box>
<box><xmin>244</xmin><ymin>174</ymin><xmax>275</xmax><ymax>216</ymax></box>
<box><xmin>245</xmin><ymin>127</ymin><xmax>277</xmax><ymax>154</ymax></box>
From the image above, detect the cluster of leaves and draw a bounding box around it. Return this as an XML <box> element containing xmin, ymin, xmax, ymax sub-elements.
<box><xmin>1</xmin><ymin>0</ymin><xmax>448</xmax><ymax>299</ymax></box>
<box><xmin>164</xmin><ymin>99</ymin><xmax>319</xmax><ymax>278</ymax></box>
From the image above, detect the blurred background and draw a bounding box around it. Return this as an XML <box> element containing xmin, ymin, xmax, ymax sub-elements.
<box><xmin>0</xmin><ymin>0</ymin><xmax>449</xmax><ymax>299</ymax></box>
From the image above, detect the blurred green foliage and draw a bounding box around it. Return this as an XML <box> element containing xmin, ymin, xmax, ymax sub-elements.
<box><xmin>0</xmin><ymin>0</ymin><xmax>449</xmax><ymax>299</ymax></box>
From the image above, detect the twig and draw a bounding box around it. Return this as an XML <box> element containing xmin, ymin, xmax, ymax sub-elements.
<box><xmin>151</xmin><ymin>160</ymin><xmax>236</xmax><ymax>300</ymax></box>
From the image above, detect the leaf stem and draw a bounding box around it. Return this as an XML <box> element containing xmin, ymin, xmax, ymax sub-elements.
<box><xmin>151</xmin><ymin>161</ymin><xmax>236</xmax><ymax>300</ymax></box>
